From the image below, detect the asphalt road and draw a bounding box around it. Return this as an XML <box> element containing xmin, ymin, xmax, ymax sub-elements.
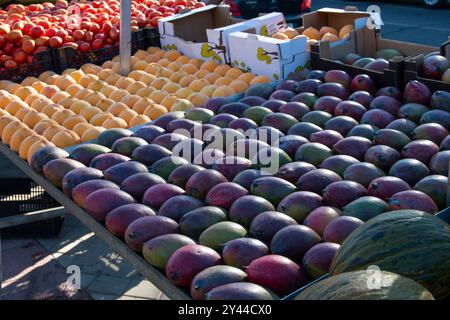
<box><xmin>311</xmin><ymin>0</ymin><xmax>450</xmax><ymax>46</ymax></box>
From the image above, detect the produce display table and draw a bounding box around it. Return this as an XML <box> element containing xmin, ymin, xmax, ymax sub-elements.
<box><xmin>0</xmin><ymin>142</ymin><xmax>190</xmax><ymax>300</ymax></box>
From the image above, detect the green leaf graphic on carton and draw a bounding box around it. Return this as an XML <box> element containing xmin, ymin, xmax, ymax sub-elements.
<box><xmin>257</xmin><ymin>47</ymin><xmax>279</xmax><ymax>65</ymax></box>
<box><xmin>273</xmin><ymin>73</ymin><xmax>280</xmax><ymax>80</ymax></box>
<box><xmin>260</xmin><ymin>25</ymin><xmax>269</xmax><ymax>36</ymax></box>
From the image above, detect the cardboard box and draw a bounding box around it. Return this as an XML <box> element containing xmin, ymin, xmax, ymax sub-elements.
<box><xmin>158</xmin><ymin>5</ymin><xmax>284</xmax><ymax>64</ymax></box>
<box><xmin>227</xmin><ymin>7</ymin><xmax>373</xmax><ymax>81</ymax></box>
<box><xmin>311</xmin><ymin>25</ymin><xmax>438</xmax><ymax>88</ymax></box>
<box><xmin>404</xmin><ymin>39</ymin><xmax>450</xmax><ymax>92</ymax></box>
<box><xmin>228</xmin><ymin>31</ymin><xmax>311</xmax><ymax>80</ymax></box>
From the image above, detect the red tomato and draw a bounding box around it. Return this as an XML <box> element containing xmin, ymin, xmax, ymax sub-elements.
<box><xmin>91</xmin><ymin>39</ymin><xmax>103</xmax><ymax>50</ymax></box>
<box><xmin>73</xmin><ymin>30</ymin><xmax>85</xmax><ymax>41</ymax></box>
<box><xmin>6</xmin><ymin>30</ymin><xmax>23</xmax><ymax>43</ymax></box>
<box><xmin>150</xmin><ymin>16</ymin><xmax>161</xmax><ymax>28</ymax></box>
<box><xmin>30</xmin><ymin>26</ymin><xmax>45</xmax><ymax>39</ymax></box>
<box><xmin>84</xmin><ymin>31</ymin><xmax>94</xmax><ymax>43</ymax></box>
<box><xmin>0</xmin><ymin>36</ymin><xmax>5</xmax><ymax>49</ymax></box>
<box><xmin>4</xmin><ymin>59</ymin><xmax>18</xmax><ymax>69</ymax></box>
<box><xmin>109</xmin><ymin>27</ymin><xmax>119</xmax><ymax>41</ymax></box>
<box><xmin>13</xmin><ymin>50</ymin><xmax>27</xmax><ymax>64</ymax></box>
<box><xmin>22</xmin><ymin>39</ymin><xmax>35</xmax><ymax>54</ymax></box>
<box><xmin>48</xmin><ymin>36</ymin><xmax>63</xmax><ymax>48</ymax></box>
<box><xmin>3</xmin><ymin>43</ymin><xmax>14</xmax><ymax>55</ymax></box>
<box><xmin>194</xmin><ymin>2</ymin><xmax>205</xmax><ymax>8</ymax></box>
<box><xmin>35</xmin><ymin>36</ymin><xmax>49</xmax><ymax>47</ymax></box>
<box><xmin>45</xmin><ymin>28</ymin><xmax>57</xmax><ymax>38</ymax></box>
<box><xmin>78</xmin><ymin>41</ymin><xmax>91</xmax><ymax>52</ymax></box>
<box><xmin>0</xmin><ymin>24</ymin><xmax>10</xmax><ymax>36</ymax></box>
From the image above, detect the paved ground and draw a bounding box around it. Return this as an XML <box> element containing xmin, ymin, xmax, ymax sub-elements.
<box><xmin>1</xmin><ymin>213</ymin><xmax>167</xmax><ymax>300</ymax></box>
<box><xmin>312</xmin><ymin>0</ymin><xmax>450</xmax><ymax>46</ymax></box>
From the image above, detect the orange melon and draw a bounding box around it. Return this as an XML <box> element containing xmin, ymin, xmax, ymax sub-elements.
<box><xmin>42</xmin><ymin>124</ymin><xmax>64</xmax><ymax>141</ymax></box>
<box><xmin>148</xmin><ymin>90</ymin><xmax>168</xmax><ymax>104</ymax></box>
<box><xmin>108</xmin><ymin>102</ymin><xmax>129</xmax><ymax>116</ymax></box>
<box><xmin>162</xmin><ymin>82</ymin><xmax>181</xmax><ymax>94</ymax></box>
<box><xmin>132</xmin><ymin>98</ymin><xmax>153</xmax><ymax>114</ymax></box>
<box><xmin>129</xmin><ymin>114</ymin><xmax>151</xmax><ymax>127</ymax></box>
<box><xmin>204</xmin><ymin>73</ymin><xmax>221</xmax><ymax>85</ymax></box>
<box><xmin>80</xmin><ymin>106</ymin><xmax>101</xmax><ymax>121</ymax></box>
<box><xmin>2</xmin><ymin>121</ymin><xmax>28</xmax><ymax>145</ymax></box>
<box><xmin>200</xmin><ymin>61</ymin><xmax>219</xmax><ymax>73</ymax></box>
<box><xmin>21</xmin><ymin>77</ymin><xmax>40</xmax><ymax>87</ymax></box>
<box><xmin>144</xmin><ymin>104</ymin><xmax>168</xmax><ymax>119</ymax></box>
<box><xmin>22</xmin><ymin>110</ymin><xmax>49</xmax><ymax>128</ymax></box>
<box><xmin>139</xmin><ymin>73</ymin><xmax>157</xmax><ymax>85</ymax></box>
<box><xmin>0</xmin><ymin>115</ymin><xmax>19</xmax><ymax>137</ymax></box>
<box><xmin>179</xmin><ymin>64</ymin><xmax>198</xmax><ymax>75</ymax></box>
<box><xmin>69</xmin><ymin>100</ymin><xmax>91</xmax><ymax>114</ymax></box>
<box><xmin>51</xmin><ymin>130</ymin><xmax>80</xmax><ymax>148</ymax></box>
<box><xmin>214</xmin><ymin>64</ymin><xmax>232</xmax><ymax>76</ymax></box>
<box><xmin>230</xmin><ymin>79</ymin><xmax>249</xmax><ymax>93</ymax></box>
<box><xmin>10</xmin><ymin>127</ymin><xmax>35</xmax><ymax>152</ymax></box>
<box><xmin>51</xmin><ymin>109</ymin><xmax>76</xmax><ymax>124</ymax></box>
<box><xmin>5</xmin><ymin>100</ymin><xmax>29</xmax><ymax>115</ymax></box>
<box><xmin>58</xmin><ymin>97</ymin><xmax>76</xmax><ymax>109</ymax></box>
<box><xmin>225</xmin><ymin>68</ymin><xmax>244</xmax><ymax>80</ymax></box>
<box><xmin>33</xmin><ymin>119</ymin><xmax>58</xmax><ymax>135</ymax></box>
<box><xmin>51</xmin><ymin>91</ymin><xmax>70</xmax><ymax>103</ymax></box>
<box><xmin>160</xmin><ymin>94</ymin><xmax>179</xmax><ymax>109</ymax></box>
<box><xmin>39</xmin><ymin>71</ymin><xmax>57</xmax><ymax>82</ymax></box>
<box><xmin>41</xmin><ymin>85</ymin><xmax>60</xmax><ymax>99</ymax></box>
<box><xmin>151</xmin><ymin>77</ymin><xmax>171</xmax><ymax>90</ymax></box>
<box><xmin>212</xmin><ymin>86</ymin><xmax>236</xmax><ymax>98</ymax></box>
<box><xmin>188</xmin><ymin>92</ymin><xmax>209</xmax><ymax>107</ymax></box>
<box><xmin>169</xmin><ymin>71</ymin><xmax>186</xmax><ymax>84</ymax></box>
<box><xmin>19</xmin><ymin>135</ymin><xmax>46</xmax><ymax>160</ymax></box>
<box><xmin>31</xmin><ymin>81</ymin><xmax>47</xmax><ymax>93</ymax></box>
<box><xmin>81</xmin><ymin>126</ymin><xmax>105</xmax><ymax>142</ymax></box>
<box><xmin>319</xmin><ymin>26</ymin><xmax>338</xmax><ymax>38</ymax></box>
<box><xmin>200</xmin><ymin>85</ymin><xmax>218</xmax><ymax>97</ymax></box>
<box><xmin>15</xmin><ymin>86</ymin><xmax>38</xmax><ymax>101</ymax></box>
<box><xmin>121</xmin><ymin>95</ymin><xmax>141</xmax><ymax>108</ymax></box>
<box><xmin>179</xmin><ymin>75</ymin><xmax>197</xmax><ymax>87</ymax></box>
<box><xmin>72</xmin><ymin>122</ymin><xmax>93</xmax><ymax>137</ymax></box>
<box><xmin>118</xmin><ymin>109</ymin><xmax>139</xmax><ymax>125</ymax></box>
<box><xmin>102</xmin><ymin>116</ymin><xmax>128</xmax><ymax>129</ymax></box>
<box><xmin>74</xmin><ymin>88</ymin><xmax>91</xmax><ymax>100</ymax></box>
<box><xmin>55</xmin><ymin>74</ymin><xmax>77</xmax><ymax>90</ymax></box>
<box><xmin>302</xmin><ymin>26</ymin><xmax>320</xmax><ymax>40</ymax></box>
<box><xmin>62</xmin><ymin>115</ymin><xmax>88</xmax><ymax>130</ymax></box>
<box><xmin>127</xmin><ymin>81</ymin><xmax>147</xmax><ymax>95</ymax></box>
<box><xmin>109</xmin><ymin>89</ymin><xmax>128</xmax><ymax>102</ymax></box>
<box><xmin>174</xmin><ymin>87</ymin><xmax>194</xmax><ymax>99</ymax></box>
<box><xmin>189</xmin><ymin>79</ymin><xmax>209</xmax><ymax>92</ymax></box>
<box><xmin>15</xmin><ymin>107</ymin><xmax>32</xmax><ymax>122</ymax></box>
<box><xmin>90</xmin><ymin>112</ymin><xmax>113</xmax><ymax>126</ymax></box>
<box><xmin>27</xmin><ymin>140</ymin><xmax>53</xmax><ymax>164</ymax></box>
<box><xmin>250</xmin><ymin>75</ymin><xmax>272</xmax><ymax>86</ymax></box>
<box><xmin>42</xmin><ymin>104</ymin><xmax>64</xmax><ymax>118</ymax></box>
<box><xmin>176</xmin><ymin>55</ymin><xmax>190</xmax><ymax>65</ymax></box>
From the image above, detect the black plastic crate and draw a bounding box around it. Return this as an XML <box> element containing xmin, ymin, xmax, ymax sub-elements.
<box><xmin>142</xmin><ymin>27</ymin><xmax>161</xmax><ymax>49</ymax></box>
<box><xmin>238</xmin><ymin>0</ymin><xmax>273</xmax><ymax>19</ymax></box>
<box><xmin>52</xmin><ymin>30</ymin><xmax>145</xmax><ymax>73</ymax></box>
<box><xmin>0</xmin><ymin>49</ymin><xmax>54</xmax><ymax>83</ymax></box>
<box><xmin>0</xmin><ymin>178</ymin><xmax>63</xmax><ymax>238</ymax></box>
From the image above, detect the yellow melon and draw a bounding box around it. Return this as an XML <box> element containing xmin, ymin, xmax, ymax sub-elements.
<box><xmin>214</xmin><ymin>64</ymin><xmax>232</xmax><ymax>76</ymax></box>
<box><xmin>250</xmin><ymin>75</ymin><xmax>272</xmax><ymax>86</ymax></box>
<box><xmin>238</xmin><ymin>73</ymin><xmax>257</xmax><ymax>85</ymax></box>
<box><xmin>15</xmin><ymin>107</ymin><xmax>32</xmax><ymax>122</ymax></box>
<box><xmin>230</xmin><ymin>79</ymin><xmax>249</xmax><ymax>93</ymax></box>
<box><xmin>42</xmin><ymin>124</ymin><xmax>64</xmax><ymax>141</ymax></box>
<box><xmin>170</xmin><ymin>99</ymin><xmax>194</xmax><ymax>112</ymax></box>
<box><xmin>212</xmin><ymin>86</ymin><xmax>236</xmax><ymax>97</ymax></box>
<box><xmin>31</xmin><ymin>81</ymin><xmax>47</xmax><ymax>93</ymax></box>
<box><xmin>139</xmin><ymin>73</ymin><xmax>157</xmax><ymax>85</ymax></box>
<box><xmin>225</xmin><ymin>68</ymin><xmax>244</xmax><ymax>80</ymax></box>
<box><xmin>109</xmin><ymin>89</ymin><xmax>128</xmax><ymax>102</ymax></box>
<box><xmin>74</xmin><ymin>88</ymin><xmax>91</xmax><ymax>100</ymax></box>
<box><xmin>58</xmin><ymin>97</ymin><xmax>76</xmax><ymax>109</ymax></box>
<box><xmin>200</xmin><ymin>85</ymin><xmax>218</xmax><ymax>97</ymax></box>
<box><xmin>160</xmin><ymin>94</ymin><xmax>179</xmax><ymax>109</ymax></box>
